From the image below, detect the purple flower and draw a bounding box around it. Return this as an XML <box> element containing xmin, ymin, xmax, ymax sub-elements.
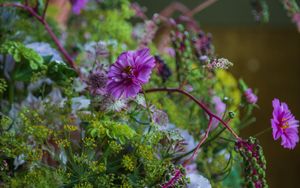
<box><xmin>244</xmin><ymin>88</ymin><xmax>258</xmax><ymax>104</ymax></box>
<box><xmin>106</xmin><ymin>48</ymin><xmax>155</xmax><ymax>99</ymax></box>
<box><xmin>271</xmin><ymin>98</ymin><xmax>299</xmax><ymax>149</ymax></box>
<box><xmin>70</xmin><ymin>0</ymin><xmax>88</xmax><ymax>15</ymax></box>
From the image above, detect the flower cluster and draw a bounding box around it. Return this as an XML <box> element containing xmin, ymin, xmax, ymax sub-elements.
<box><xmin>235</xmin><ymin>137</ymin><xmax>268</xmax><ymax>188</ymax></box>
<box><xmin>0</xmin><ymin>0</ymin><xmax>299</xmax><ymax>187</ymax></box>
<box><xmin>207</xmin><ymin>58</ymin><xmax>233</xmax><ymax>70</ymax></box>
<box><xmin>193</xmin><ymin>31</ymin><xmax>213</xmax><ymax>57</ymax></box>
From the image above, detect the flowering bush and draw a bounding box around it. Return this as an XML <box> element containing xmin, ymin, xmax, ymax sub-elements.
<box><xmin>0</xmin><ymin>0</ymin><xmax>299</xmax><ymax>187</ymax></box>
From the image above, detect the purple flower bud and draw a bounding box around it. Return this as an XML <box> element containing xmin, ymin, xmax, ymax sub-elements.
<box><xmin>244</xmin><ymin>88</ymin><xmax>258</xmax><ymax>104</ymax></box>
<box><xmin>155</xmin><ymin>55</ymin><xmax>172</xmax><ymax>83</ymax></box>
<box><xmin>88</xmin><ymin>69</ymin><xmax>107</xmax><ymax>96</ymax></box>
<box><xmin>151</xmin><ymin>107</ymin><xmax>169</xmax><ymax>127</ymax></box>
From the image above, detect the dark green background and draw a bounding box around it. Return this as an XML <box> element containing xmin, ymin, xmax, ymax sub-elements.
<box><xmin>136</xmin><ymin>0</ymin><xmax>300</xmax><ymax>187</ymax></box>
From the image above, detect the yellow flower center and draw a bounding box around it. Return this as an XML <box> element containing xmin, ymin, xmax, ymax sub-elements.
<box><xmin>281</xmin><ymin>118</ymin><xmax>289</xmax><ymax>129</ymax></box>
<box><xmin>123</xmin><ymin>66</ymin><xmax>132</xmax><ymax>74</ymax></box>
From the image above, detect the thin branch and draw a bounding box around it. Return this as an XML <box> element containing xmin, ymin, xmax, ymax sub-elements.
<box><xmin>145</xmin><ymin>88</ymin><xmax>240</xmax><ymax>140</ymax></box>
<box><xmin>183</xmin><ymin>116</ymin><xmax>213</xmax><ymax>166</ymax></box>
<box><xmin>160</xmin><ymin>2</ymin><xmax>190</xmax><ymax>17</ymax></box>
<box><xmin>0</xmin><ymin>3</ymin><xmax>79</xmax><ymax>74</ymax></box>
<box><xmin>34</xmin><ymin>0</ymin><xmax>39</xmax><ymax>13</ymax></box>
<box><xmin>42</xmin><ymin>0</ymin><xmax>50</xmax><ymax>19</ymax></box>
<box><xmin>162</xmin><ymin>169</ymin><xmax>181</xmax><ymax>188</ymax></box>
<box><xmin>186</xmin><ymin>0</ymin><xmax>218</xmax><ymax>17</ymax></box>
<box><xmin>159</xmin><ymin>0</ymin><xmax>218</xmax><ymax>19</ymax></box>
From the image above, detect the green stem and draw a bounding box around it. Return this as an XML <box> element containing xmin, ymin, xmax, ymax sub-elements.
<box><xmin>142</xmin><ymin>87</ymin><xmax>154</xmax><ymax>134</ymax></box>
<box><xmin>142</xmin><ymin>87</ymin><xmax>152</xmax><ymax>120</ymax></box>
<box><xmin>254</xmin><ymin>126</ymin><xmax>272</xmax><ymax>137</ymax></box>
<box><xmin>8</xmin><ymin>63</ymin><xmax>14</xmax><ymax>105</ymax></box>
<box><xmin>8</xmin><ymin>81</ymin><xmax>14</xmax><ymax>104</ymax></box>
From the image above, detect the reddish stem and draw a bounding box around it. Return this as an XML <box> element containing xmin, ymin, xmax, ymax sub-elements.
<box><xmin>0</xmin><ymin>3</ymin><xmax>79</xmax><ymax>74</ymax></box>
<box><xmin>183</xmin><ymin>116</ymin><xmax>213</xmax><ymax>166</ymax></box>
<box><xmin>186</xmin><ymin>0</ymin><xmax>218</xmax><ymax>17</ymax></box>
<box><xmin>162</xmin><ymin>169</ymin><xmax>181</xmax><ymax>188</ymax></box>
<box><xmin>147</xmin><ymin>87</ymin><xmax>240</xmax><ymax>187</ymax></box>
<box><xmin>145</xmin><ymin>88</ymin><xmax>240</xmax><ymax>140</ymax></box>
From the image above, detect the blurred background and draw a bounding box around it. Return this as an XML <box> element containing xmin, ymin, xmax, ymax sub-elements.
<box><xmin>136</xmin><ymin>0</ymin><xmax>300</xmax><ymax>187</ymax></box>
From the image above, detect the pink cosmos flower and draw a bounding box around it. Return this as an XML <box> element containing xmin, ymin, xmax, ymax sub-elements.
<box><xmin>106</xmin><ymin>48</ymin><xmax>155</xmax><ymax>99</ymax></box>
<box><xmin>271</xmin><ymin>98</ymin><xmax>299</xmax><ymax>149</ymax></box>
<box><xmin>70</xmin><ymin>0</ymin><xmax>88</xmax><ymax>15</ymax></box>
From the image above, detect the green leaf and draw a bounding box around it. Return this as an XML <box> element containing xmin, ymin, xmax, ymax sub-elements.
<box><xmin>46</xmin><ymin>60</ymin><xmax>77</xmax><ymax>85</ymax></box>
<box><xmin>0</xmin><ymin>41</ymin><xmax>44</xmax><ymax>70</ymax></box>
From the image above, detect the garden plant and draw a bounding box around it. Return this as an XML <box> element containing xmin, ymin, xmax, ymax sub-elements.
<box><xmin>0</xmin><ymin>0</ymin><xmax>299</xmax><ymax>187</ymax></box>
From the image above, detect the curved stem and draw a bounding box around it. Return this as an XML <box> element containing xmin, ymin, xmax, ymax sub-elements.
<box><xmin>186</xmin><ymin>0</ymin><xmax>218</xmax><ymax>17</ymax></box>
<box><xmin>162</xmin><ymin>169</ymin><xmax>181</xmax><ymax>188</ymax></box>
<box><xmin>145</xmin><ymin>88</ymin><xmax>240</xmax><ymax>140</ymax></box>
<box><xmin>0</xmin><ymin>3</ymin><xmax>79</xmax><ymax>74</ymax></box>
<box><xmin>183</xmin><ymin>116</ymin><xmax>213</xmax><ymax>166</ymax></box>
<box><xmin>142</xmin><ymin>87</ymin><xmax>153</xmax><ymax>123</ymax></box>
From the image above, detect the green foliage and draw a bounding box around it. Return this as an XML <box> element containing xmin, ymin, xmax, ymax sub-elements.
<box><xmin>67</xmin><ymin>0</ymin><xmax>134</xmax><ymax>53</ymax></box>
<box><xmin>45</xmin><ymin>59</ymin><xmax>77</xmax><ymax>85</ymax></box>
<box><xmin>9</xmin><ymin>167</ymin><xmax>66</xmax><ymax>188</ymax></box>
<box><xmin>88</xmin><ymin>120</ymin><xmax>136</xmax><ymax>144</ymax></box>
<box><xmin>97</xmin><ymin>7</ymin><xmax>134</xmax><ymax>43</ymax></box>
<box><xmin>0</xmin><ymin>41</ymin><xmax>44</xmax><ymax>70</ymax></box>
<box><xmin>0</xmin><ymin>78</ymin><xmax>7</xmax><ymax>94</ymax></box>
